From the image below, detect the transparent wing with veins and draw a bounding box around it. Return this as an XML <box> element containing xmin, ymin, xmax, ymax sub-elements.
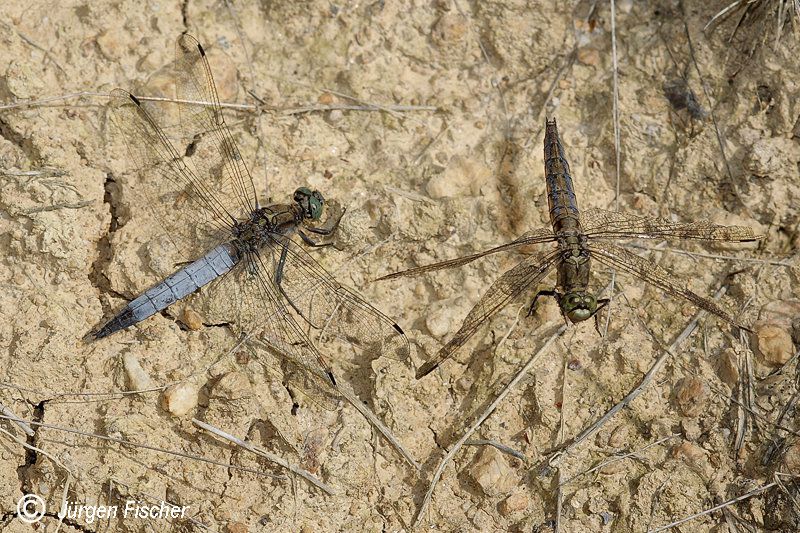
<box><xmin>204</xmin><ymin>246</ymin><xmax>338</xmax><ymax>386</ymax></box>
<box><xmin>416</xmin><ymin>250</ymin><xmax>560</xmax><ymax>378</ymax></box>
<box><xmin>581</xmin><ymin>208</ymin><xmax>762</xmax><ymax>243</ymax></box>
<box><xmin>106</xmin><ymin>34</ymin><xmax>257</xmax><ymax>262</ymax></box>
<box><xmin>269</xmin><ymin>234</ymin><xmax>410</xmax><ymax>362</ymax></box>
<box><xmin>588</xmin><ymin>240</ymin><xmax>743</xmax><ymax>327</ymax></box>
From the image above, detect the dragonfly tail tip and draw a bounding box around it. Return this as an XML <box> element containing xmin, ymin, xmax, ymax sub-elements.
<box><xmin>415</xmin><ymin>362</ymin><xmax>437</xmax><ymax>379</ymax></box>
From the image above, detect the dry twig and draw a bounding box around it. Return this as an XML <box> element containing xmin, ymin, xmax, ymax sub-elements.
<box><xmin>548</xmin><ymin>286</ymin><xmax>728</xmax><ymax>463</ymax></box>
<box><xmin>193</xmin><ymin>418</ymin><xmax>336</xmax><ymax>495</ymax></box>
<box><xmin>412</xmin><ymin>324</ymin><xmax>567</xmax><ymax>528</ymax></box>
<box><xmin>647</xmin><ymin>481</ymin><xmax>780</xmax><ymax>532</ymax></box>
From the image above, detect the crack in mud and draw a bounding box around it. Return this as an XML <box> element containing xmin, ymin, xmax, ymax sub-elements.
<box><xmin>88</xmin><ymin>174</ymin><xmax>127</xmax><ymax>309</ymax></box>
<box><xmin>44</xmin><ymin>513</ymin><xmax>97</xmax><ymax>533</ymax></box>
<box><xmin>16</xmin><ymin>399</ymin><xmax>47</xmax><ymax>495</ymax></box>
<box><xmin>180</xmin><ymin>0</ymin><xmax>190</xmax><ymax>29</ymax></box>
<box><xmin>0</xmin><ymin>116</ymin><xmax>43</xmax><ymax>164</ymax></box>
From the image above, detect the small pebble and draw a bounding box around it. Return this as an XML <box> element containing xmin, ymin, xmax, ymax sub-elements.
<box><xmin>716</xmin><ymin>349</ymin><xmax>740</xmax><ymax>387</ymax></box>
<box><xmin>744</xmin><ymin>138</ymin><xmax>786</xmax><ymax>177</ymax></box>
<box><xmin>182</xmin><ymin>308</ymin><xmax>203</xmax><ymax>331</ymax></box>
<box><xmin>681</xmin><ymin>419</ymin><xmax>702</xmax><ymax>441</ymax></box>
<box><xmin>123</xmin><ymin>353</ymin><xmax>155</xmax><ymax>391</ymax></box>
<box><xmin>212</xmin><ymin>372</ymin><xmax>252</xmax><ymax>400</ymax></box>
<box><xmin>577</xmin><ymin>47</ymin><xmax>600</xmax><ymax>66</ymax></box>
<box><xmin>96</xmin><ymin>31</ymin><xmax>123</xmax><ymax>60</ymax></box>
<box><xmin>160</xmin><ymin>383</ymin><xmax>198</xmax><ymax>416</ymax></box>
<box><xmin>432</xmin><ymin>13</ymin><xmax>467</xmax><ymax>46</ymax></box>
<box><xmin>318</xmin><ymin>92</ymin><xmax>334</xmax><ymax>105</ymax></box>
<box><xmin>425</xmin><ymin>301</ymin><xmax>455</xmax><ymax>338</ymax></box>
<box><xmin>468</xmin><ymin>446</ymin><xmax>517</xmax><ymax>496</ymax></box>
<box><xmin>226</xmin><ymin>522</ymin><xmax>248</xmax><ymax>533</ymax></box>
<box><xmin>755</xmin><ymin>323</ymin><xmax>794</xmax><ymax>366</ymax></box>
<box><xmin>498</xmin><ymin>493</ymin><xmax>528</xmax><ymax>516</ymax></box>
<box><xmin>672</xmin><ymin>376</ymin><xmax>709</xmax><ymax>417</ymax></box>
<box><xmin>607</xmin><ymin>424</ymin><xmax>629</xmax><ymax>448</ymax></box>
<box><xmin>326</xmin><ymin>109</ymin><xmax>343</xmax><ymax>123</ymax></box>
<box><xmin>783</xmin><ymin>440</ymin><xmax>800</xmax><ymax>474</ymax></box>
<box><xmin>671</xmin><ymin>440</ymin><xmax>705</xmax><ymax>467</ymax></box>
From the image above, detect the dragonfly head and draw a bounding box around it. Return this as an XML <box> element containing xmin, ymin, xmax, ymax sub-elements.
<box><xmin>560</xmin><ymin>292</ymin><xmax>598</xmax><ymax>323</ymax></box>
<box><xmin>294</xmin><ymin>187</ymin><xmax>325</xmax><ymax>220</ymax></box>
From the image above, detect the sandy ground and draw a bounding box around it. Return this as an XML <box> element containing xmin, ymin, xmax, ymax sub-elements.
<box><xmin>1</xmin><ymin>0</ymin><xmax>800</xmax><ymax>531</ymax></box>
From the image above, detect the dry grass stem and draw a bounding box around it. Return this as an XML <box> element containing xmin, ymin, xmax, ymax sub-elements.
<box><xmin>0</xmin><ymin>403</ymin><xmax>35</xmax><ymax>436</ymax></box>
<box><xmin>412</xmin><ymin>324</ymin><xmax>567</xmax><ymax>529</ymax></box>
<box><xmin>335</xmin><ymin>382</ymin><xmax>421</xmax><ymax>471</ymax></box>
<box><xmin>192</xmin><ymin>418</ymin><xmax>337</xmax><ymax>495</ymax></box>
<box><xmin>549</xmin><ymin>286</ymin><xmax>728</xmax><ymax>463</ymax></box>
<box><xmin>560</xmin><ymin>434</ymin><xmax>679</xmax><ymax>487</ymax></box>
<box><xmin>0</xmin><ymin>415</ymin><xmax>285</xmax><ymax>479</ymax></box>
<box><xmin>647</xmin><ymin>481</ymin><xmax>780</xmax><ymax>532</ymax></box>
<box><xmin>463</xmin><ymin>439</ymin><xmax>527</xmax><ymax>461</ymax></box>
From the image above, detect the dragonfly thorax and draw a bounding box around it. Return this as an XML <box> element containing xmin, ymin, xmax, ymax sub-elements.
<box><xmin>559</xmin><ymin>292</ymin><xmax>598</xmax><ymax>323</ymax></box>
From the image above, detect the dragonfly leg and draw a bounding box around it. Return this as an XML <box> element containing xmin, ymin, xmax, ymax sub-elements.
<box><xmin>274</xmin><ymin>243</ymin><xmax>309</xmax><ymax>318</ymax></box>
<box><xmin>591</xmin><ymin>298</ymin><xmax>611</xmax><ymax>335</ymax></box>
<box><xmin>528</xmin><ymin>289</ymin><xmax>559</xmax><ymax>317</ymax></box>
<box><xmin>308</xmin><ymin>205</ymin><xmax>346</xmax><ymax>236</ymax></box>
<box><xmin>298</xmin><ymin>230</ymin><xmax>333</xmax><ymax>248</ymax></box>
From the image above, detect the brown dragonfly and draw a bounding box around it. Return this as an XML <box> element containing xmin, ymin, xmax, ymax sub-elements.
<box><xmin>379</xmin><ymin>119</ymin><xmax>762</xmax><ymax>378</ymax></box>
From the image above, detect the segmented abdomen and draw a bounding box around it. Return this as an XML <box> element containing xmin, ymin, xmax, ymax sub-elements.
<box><xmin>94</xmin><ymin>243</ymin><xmax>240</xmax><ymax>338</ymax></box>
<box><xmin>543</xmin><ymin>119</ymin><xmax>580</xmax><ymax>233</ymax></box>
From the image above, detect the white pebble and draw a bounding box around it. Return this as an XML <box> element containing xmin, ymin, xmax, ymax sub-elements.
<box><xmin>123</xmin><ymin>353</ymin><xmax>155</xmax><ymax>391</ymax></box>
<box><xmin>160</xmin><ymin>383</ymin><xmax>198</xmax><ymax>416</ymax></box>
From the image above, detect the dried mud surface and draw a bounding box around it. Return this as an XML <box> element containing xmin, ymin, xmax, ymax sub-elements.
<box><xmin>1</xmin><ymin>1</ymin><xmax>799</xmax><ymax>532</ymax></box>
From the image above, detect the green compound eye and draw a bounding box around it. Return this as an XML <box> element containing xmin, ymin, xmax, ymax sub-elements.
<box><xmin>294</xmin><ymin>188</ymin><xmax>325</xmax><ymax>220</ymax></box>
<box><xmin>561</xmin><ymin>293</ymin><xmax>597</xmax><ymax>323</ymax></box>
<box><xmin>308</xmin><ymin>192</ymin><xmax>324</xmax><ymax>220</ymax></box>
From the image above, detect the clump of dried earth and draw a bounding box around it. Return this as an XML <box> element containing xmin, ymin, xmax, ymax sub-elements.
<box><xmin>1</xmin><ymin>1</ymin><xmax>799</xmax><ymax>532</ymax></box>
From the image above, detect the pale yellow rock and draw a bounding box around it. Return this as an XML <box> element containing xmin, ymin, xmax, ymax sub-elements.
<box><xmin>672</xmin><ymin>440</ymin><xmax>706</xmax><ymax>467</ymax></box>
<box><xmin>577</xmin><ymin>47</ymin><xmax>600</xmax><ymax>66</ymax></box>
<box><xmin>468</xmin><ymin>446</ymin><xmax>517</xmax><ymax>496</ymax></box>
<box><xmin>96</xmin><ymin>31</ymin><xmax>124</xmax><ymax>60</ymax></box>
<box><xmin>755</xmin><ymin>323</ymin><xmax>794</xmax><ymax>365</ymax></box>
<box><xmin>432</xmin><ymin>13</ymin><xmax>467</xmax><ymax>47</ymax></box>
<box><xmin>182</xmin><ymin>308</ymin><xmax>203</xmax><ymax>331</ymax></box>
<box><xmin>122</xmin><ymin>352</ymin><xmax>155</xmax><ymax>391</ymax></box>
<box><xmin>716</xmin><ymin>349</ymin><xmax>740</xmax><ymax>387</ymax></box>
<box><xmin>607</xmin><ymin>424</ymin><xmax>630</xmax><ymax>448</ymax></box>
<box><xmin>425</xmin><ymin>300</ymin><xmax>456</xmax><ymax>338</ymax></box>
<box><xmin>160</xmin><ymin>383</ymin><xmax>198</xmax><ymax>416</ymax></box>
<box><xmin>672</xmin><ymin>376</ymin><xmax>709</xmax><ymax>417</ymax></box>
<box><xmin>226</xmin><ymin>522</ymin><xmax>248</xmax><ymax>533</ymax></box>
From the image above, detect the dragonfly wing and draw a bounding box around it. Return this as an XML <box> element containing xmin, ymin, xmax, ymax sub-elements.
<box><xmin>377</xmin><ymin>227</ymin><xmax>556</xmax><ymax>281</ymax></box>
<box><xmin>269</xmin><ymin>234</ymin><xmax>410</xmax><ymax>362</ymax></box>
<box><xmin>106</xmin><ymin>35</ymin><xmax>258</xmax><ymax>262</ymax></box>
<box><xmin>587</xmin><ymin>241</ymin><xmax>743</xmax><ymax>327</ymax></box>
<box><xmin>107</xmin><ymin>89</ymin><xmax>232</xmax><ymax>260</ymax></box>
<box><xmin>417</xmin><ymin>249</ymin><xmax>560</xmax><ymax>378</ymax></box>
<box><xmin>204</xmin><ymin>249</ymin><xmax>337</xmax><ymax>385</ymax></box>
<box><xmin>172</xmin><ymin>35</ymin><xmax>258</xmax><ymax>217</ymax></box>
<box><xmin>581</xmin><ymin>208</ymin><xmax>762</xmax><ymax>242</ymax></box>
